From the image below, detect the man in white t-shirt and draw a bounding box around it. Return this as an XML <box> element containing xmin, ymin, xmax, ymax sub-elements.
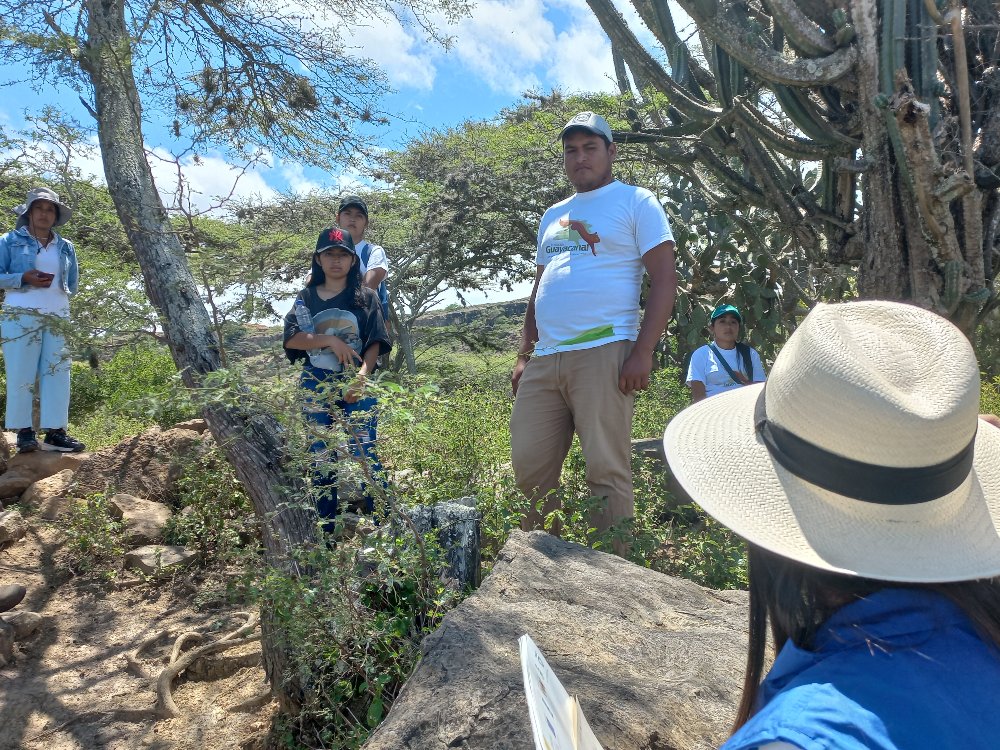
<box><xmin>510</xmin><ymin>112</ymin><xmax>677</xmax><ymax>554</ymax></box>
<box><xmin>337</xmin><ymin>195</ymin><xmax>390</xmax><ymax>323</ymax></box>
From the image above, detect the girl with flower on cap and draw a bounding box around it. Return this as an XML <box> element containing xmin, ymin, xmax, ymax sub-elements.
<box><xmin>665</xmin><ymin>301</ymin><xmax>1000</xmax><ymax>749</ymax></box>
<box><xmin>283</xmin><ymin>227</ymin><xmax>391</xmax><ymax>529</ymax></box>
<box><xmin>0</xmin><ymin>187</ymin><xmax>84</xmax><ymax>453</ymax></box>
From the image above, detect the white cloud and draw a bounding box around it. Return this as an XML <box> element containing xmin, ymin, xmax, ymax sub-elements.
<box><xmin>281</xmin><ymin>162</ymin><xmax>324</xmax><ymax>195</ymax></box>
<box><xmin>445</xmin><ymin>0</ymin><xmax>555</xmax><ymax>94</ymax></box>
<box><xmin>147</xmin><ymin>149</ymin><xmax>277</xmax><ymax>214</ymax></box>
<box><xmin>352</xmin><ymin>14</ymin><xmax>438</xmax><ymax>91</ymax></box>
<box><xmin>547</xmin><ymin>21</ymin><xmax>617</xmax><ymax>93</ymax></box>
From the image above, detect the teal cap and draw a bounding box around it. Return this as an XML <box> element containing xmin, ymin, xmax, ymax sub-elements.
<box><xmin>711</xmin><ymin>304</ymin><xmax>742</xmax><ymax>323</ymax></box>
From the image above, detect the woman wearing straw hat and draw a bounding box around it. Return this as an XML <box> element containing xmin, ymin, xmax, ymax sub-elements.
<box><xmin>0</xmin><ymin>187</ymin><xmax>84</xmax><ymax>453</ymax></box>
<box><xmin>665</xmin><ymin>301</ymin><xmax>1000</xmax><ymax>749</ymax></box>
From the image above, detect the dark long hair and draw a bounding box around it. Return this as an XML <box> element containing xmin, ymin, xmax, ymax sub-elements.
<box><xmin>734</xmin><ymin>544</ymin><xmax>1000</xmax><ymax>731</ymax></box>
<box><xmin>307</xmin><ymin>251</ymin><xmax>366</xmax><ymax>308</ymax></box>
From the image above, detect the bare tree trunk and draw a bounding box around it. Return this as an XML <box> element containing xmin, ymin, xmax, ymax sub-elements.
<box><xmin>83</xmin><ymin>0</ymin><xmax>314</xmax><ymax>713</ymax></box>
<box><xmin>388</xmin><ymin>293</ymin><xmax>417</xmax><ymax>374</ymax></box>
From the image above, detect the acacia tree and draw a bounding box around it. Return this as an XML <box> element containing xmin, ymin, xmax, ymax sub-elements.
<box><xmin>586</xmin><ymin>0</ymin><xmax>999</xmax><ymax>336</ymax></box>
<box><xmin>371</xmin><ymin>92</ymin><xmax>690</xmax><ymax>370</ymax></box>
<box><xmin>0</xmin><ymin>0</ymin><xmax>466</xmax><ymax>714</ymax></box>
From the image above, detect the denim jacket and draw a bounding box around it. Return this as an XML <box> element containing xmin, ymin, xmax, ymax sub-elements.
<box><xmin>0</xmin><ymin>227</ymin><xmax>79</xmax><ymax>296</ymax></box>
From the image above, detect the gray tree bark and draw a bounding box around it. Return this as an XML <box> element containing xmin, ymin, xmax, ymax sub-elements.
<box><xmin>82</xmin><ymin>0</ymin><xmax>315</xmax><ymax>713</ymax></box>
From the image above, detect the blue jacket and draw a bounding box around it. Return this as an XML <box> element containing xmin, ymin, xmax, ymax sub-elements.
<box><xmin>722</xmin><ymin>588</ymin><xmax>1000</xmax><ymax>750</ymax></box>
<box><xmin>0</xmin><ymin>226</ymin><xmax>79</xmax><ymax>296</ymax></box>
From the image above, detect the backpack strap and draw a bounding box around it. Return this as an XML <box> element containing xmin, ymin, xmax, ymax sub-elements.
<box><xmin>736</xmin><ymin>342</ymin><xmax>754</xmax><ymax>381</ymax></box>
<box><xmin>357</xmin><ymin>240</ymin><xmax>372</xmax><ymax>268</ymax></box>
<box><xmin>709</xmin><ymin>344</ymin><xmax>749</xmax><ymax>385</ymax></box>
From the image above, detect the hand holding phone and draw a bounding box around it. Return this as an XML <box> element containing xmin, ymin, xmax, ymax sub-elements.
<box><xmin>22</xmin><ymin>269</ymin><xmax>54</xmax><ymax>287</ymax></box>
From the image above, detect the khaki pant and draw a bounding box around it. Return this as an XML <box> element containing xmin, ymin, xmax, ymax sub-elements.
<box><xmin>510</xmin><ymin>340</ymin><xmax>635</xmax><ymax>543</ymax></box>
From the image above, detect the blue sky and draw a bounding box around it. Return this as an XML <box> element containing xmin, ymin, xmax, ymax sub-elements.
<box><xmin>0</xmin><ymin>0</ymin><xmax>668</xmax><ymax>305</ymax></box>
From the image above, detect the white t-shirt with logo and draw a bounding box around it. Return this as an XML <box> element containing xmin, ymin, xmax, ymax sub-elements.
<box><xmin>533</xmin><ymin>180</ymin><xmax>673</xmax><ymax>355</ymax></box>
<box><xmin>686</xmin><ymin>342</ymin><xmax>766</xmax><ymax>398</ymax></box>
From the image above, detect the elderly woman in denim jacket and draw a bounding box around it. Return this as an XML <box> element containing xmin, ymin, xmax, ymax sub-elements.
<box><xmin>0</xmin><ymin>187</ymin><xmax>84</xmax><ymax>453</ymax></box>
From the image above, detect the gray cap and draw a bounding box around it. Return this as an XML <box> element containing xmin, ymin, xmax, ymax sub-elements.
<box><xmin>560</xmin><ymin>111</ymin><xmax>613</xmax><ymax>143</ymax></box>
<box><xmin>13</xmin><ymin>187</ymin><xmax>73</xmax><ymax>229</ymax></box>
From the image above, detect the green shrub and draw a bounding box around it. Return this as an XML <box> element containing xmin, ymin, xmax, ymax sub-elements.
<box><xmin>982</xmin><ymin>377</ymin><xmax>1000</xmax><ymax>417</ymax></box>
<box><xmin>66</xmin><ymin>343</ymin><xmax>197</xmax><ymax>448</ymax></box>
<box><xmin>377</xmin><ymin>380</ymin><xmax>523</xmax><ymax>556</ymax></box>
<box><xmin>163</xmin><ymin>443</ymin><xmax>257</xmax><ymax>562</ymax></box>
<box><xmin>258</xmin><ymin>529</ymin><xmax>462</xmax><ymax>749</ymax></box>
<box><xmin>632</xmin><ymin>367</ymin><xmax>689</xmax><ymax>439</ymax></box>
<box><xmin>62</xmin><ymin>493</ymin><xmax>124</xmax><ymax>576</ymax></box>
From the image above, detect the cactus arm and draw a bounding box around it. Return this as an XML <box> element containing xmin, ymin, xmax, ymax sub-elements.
<box><xmin>762</xmin><ymin>0</ymin><xmax>837</xmax><ymax>56</ymax></box>
<box><xmin>672</xmin><ymin>0</ymin><xmax>857</xmax><ymax>85</ymax></box>
<box><xmin>641</xmin><ymin>0</ymin><xmax>718</xmax><ymax>98</ymax></box>
<box><xmin>879</xmin><ymin>0</ymin><xmax>906</xmax><ymax>94</ymax></box>
<box><xmin>909</xmin><ymin>0</ymin><xmax>939</xmax><ymax>129</ymax></box>
<box><xmin>586</xmin><ymin>0</ymin><xmax>725</xmax><ymax>121</ymax></box>
<box><xmin>612</xmin><ymin>43</ymin><xmax>634</xmax><ymax>97</ymax></box>
<box><xmin>692</xmin><ymin>143</ymin><xmax>770</xmax><ymax>206</ymax></box>
<box><xmin>734</xmin><ymin>98</ymin><xmax>849</xmax><ymax>158</ymax></box>
<box><xmin>773</xmin><ymin>84</ymin><xmax>861</xmax><ymax>147</ymax></box>
<box><xmin>715</xmin><ymin>44</ymin><xmax>736</xmax><ymax>106</ymax></box>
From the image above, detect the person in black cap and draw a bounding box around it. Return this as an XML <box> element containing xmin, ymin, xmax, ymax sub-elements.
<box><xmin>510</xmin><ymin>112</ymin><xmax>677</xmax><ymax>555</ymax></box>
<box><xmin>283</xmin><ymin>227</ymin><xmax>391</xmax><ymax>528</ymax></box>
<box><xmin>337</xmin><ymin>195</ymin><xmax>390</xmax><ymax>323</ymax></box>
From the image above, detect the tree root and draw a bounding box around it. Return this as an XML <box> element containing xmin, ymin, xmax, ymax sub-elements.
<box><xmin>155</xmin><ymin>611</ymin><xmax>260</xmax><ymax>718</ymax></box>
<box><xmin>229</xmin><ymin>688</ymin><xmax>275</xmax><ymax>713</ymax></box>
<box><xmin>125</xmin><ymin>628</ymin><xmax>170</xmax><ymax>679</ymax></box>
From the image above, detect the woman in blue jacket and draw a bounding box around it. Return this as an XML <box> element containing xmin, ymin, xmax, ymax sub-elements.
<box><xmin>665</xmin><ymin>301</ymin><xmax>1000</xmax><ymax>750</ymax></box>
<box><xmin>0</xmin><ymin>187</ymin><xmax>84</xmax><ymax>453</ymax></box>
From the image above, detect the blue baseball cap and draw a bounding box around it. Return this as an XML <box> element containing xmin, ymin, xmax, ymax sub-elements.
<box><xmin>711</xmin><ymin>304</ymin><xmax>742</xmax><ymax>323</ymax></box>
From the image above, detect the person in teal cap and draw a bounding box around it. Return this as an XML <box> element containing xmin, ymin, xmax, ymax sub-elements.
<box><xmin>685</xmin><ymin>303</ymin><xmax>765</xmax><ymax>402</ymax></box>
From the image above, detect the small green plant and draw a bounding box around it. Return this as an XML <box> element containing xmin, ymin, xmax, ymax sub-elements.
<box><xmin>258</xmin><ymin>528</ymin><xmax>463</xmax><ymax>749</ymax></box>
<box><xmin>62</xmin><ymin>492</ymin><xmax>125</xmax><ymax>575</ymax></box>
<box><xmin>163</xmin><ymin>443</ymin><xmax>257</xmax><ymax>562</ymax></box>
<box><xmin>981</xmin><ymin>377</ymin><xmax>1000</xmax><ymax>417</ymax></box>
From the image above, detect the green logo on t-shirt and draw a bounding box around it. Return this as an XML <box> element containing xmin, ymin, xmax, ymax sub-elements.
<box><xmin>556</xmin><ymin>218</ymin><xmax>600</xmax><ymax>255</ymax></box>
<box><xmin>557</xmin><ymin>324</ymin><xmax>615</xmax><ymax>347</ymax></box>
<box><xmin>543</xmin><ymin>216</ymin><xmax>601</xmax><ymax>257</ymax></box>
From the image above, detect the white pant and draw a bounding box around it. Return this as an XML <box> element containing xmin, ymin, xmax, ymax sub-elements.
<box><xmin>1</xmin><ymin>311</ymin><xmax>71</xmax><ymax>430</ymax></box>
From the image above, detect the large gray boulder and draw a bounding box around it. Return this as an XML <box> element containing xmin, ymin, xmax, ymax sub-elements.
<box><xmin>108</xmin><ymin>493</ymin><xmax>173</xmax><ymax>544</ymax></box>
<box><xmin>364</xmin><ymin>530</ymin><xmax>747</xmax><ymax>750</ymax></box>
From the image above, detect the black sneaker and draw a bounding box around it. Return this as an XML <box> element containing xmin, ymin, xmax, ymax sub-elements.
<box><xmin>43</xmin><ymin>429</ymin><xmax>85</xmax><ymax>453</ymax></box>
<box><xmin>16</xmin><ymin>428</ymin><xmax>38</xmax><ymax>454</ymax></box>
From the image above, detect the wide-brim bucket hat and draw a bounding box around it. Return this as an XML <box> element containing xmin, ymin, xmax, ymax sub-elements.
<box><xmin>14</xmin><ymin>186</ymin><xmax>73</xmax><ymax>229</ymax></box>
<box><xmin>664</xmin><ymin>300</ymin><xmax>1000</xmax><ymax>583</ymax></box>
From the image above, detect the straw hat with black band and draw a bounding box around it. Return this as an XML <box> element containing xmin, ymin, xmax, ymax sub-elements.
<box><xmin>664</xmin><ymin>300</ymin><xmax>1000</xmax><ymax>583</ymax></box>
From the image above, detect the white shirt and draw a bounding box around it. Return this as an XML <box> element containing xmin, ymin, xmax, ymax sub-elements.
<box><xmin>356</xmin><ymin>240</ymin><xmax>389</xmax><ymax>277</ymax></box>
<box><xmin>686</xmin><ymin>342</ymin><xmax>765</xmax><ymax>398</ymax></box>
<box><xmin>4</xmin><ymin>237</ymin><xmax>69</xmax><ymax>317</ymax></box>
<box><xmin>533</xmin><ymin>180</ymin><xmax>673</xmax><ymax>355</ymax></box>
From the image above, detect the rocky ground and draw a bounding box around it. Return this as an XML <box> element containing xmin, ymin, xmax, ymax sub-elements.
<box><xmin>0</xmin><ymin>427</ymin><xmax>274</xmax><ymax>750</ymax></box>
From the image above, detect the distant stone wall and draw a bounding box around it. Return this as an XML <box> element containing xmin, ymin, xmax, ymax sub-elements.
<box><xmin>417</xmin><ymin>299</ymin><xmax>528</xmax><ymax>329</ymax></box>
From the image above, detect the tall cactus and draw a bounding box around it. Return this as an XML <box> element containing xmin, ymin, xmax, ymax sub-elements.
<box><xmin>587</xmin><ymin>0</ymin><xmax>1000</xmax><ymax>337</ymax></box>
